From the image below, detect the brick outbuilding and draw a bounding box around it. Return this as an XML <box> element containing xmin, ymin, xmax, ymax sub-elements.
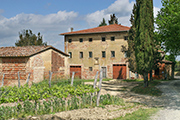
<box><xmin>0</xmin><ymin>46</ymin><xmax>69</xmax><ymax>86</ymax></box>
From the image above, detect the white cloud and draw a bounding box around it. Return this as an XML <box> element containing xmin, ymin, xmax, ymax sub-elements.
<box><xmin>154</xmin><ymin>7</ymin><xmax>160</xmax><ymax>18</ymax></box>
<box><xmin>86</xmin><ymin>0</ymin><xmax>161</xmax><ymax>28</ymax></box>
<box><xmin>0</xmin><ymin>1</ymin><xmax>161</xmax><ymax>52</ymax></box>
<box><xmin>154</xmin><ymin>7</ymin><xmax>160</xmax><ymax>30</ymax></box>
<box><xmin>0</xmin><ymin>10</ymin><xmax>78</xmax><ymax>51</ymax></box>
<box><xmin>85</xmin><ymin>0</ymin><xmax>134</xmax><ymax>27</ymax></box>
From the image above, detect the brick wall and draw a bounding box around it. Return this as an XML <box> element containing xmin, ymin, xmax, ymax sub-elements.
<box><xmin>0</xmin><ymin>57</ymin><xmax>28</xmax><ymax>86</ymax></box>
<box><xmin>2</xmin><ymin>58</ymin><xmax>27</xmax><ymax>80</ymax></box>
<box><xmin>51</xmin><ymin>51</ymin><xmax>65</xmax><ymax>79</ymax></box>
<box><xmin>52</xmin><ymin>51</ymin><xmax>65</xmax><ymax>72</ymax></box>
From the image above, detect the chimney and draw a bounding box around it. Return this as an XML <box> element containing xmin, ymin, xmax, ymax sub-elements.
<box><xmin>71</xmin><ymin>27</ymin><xmax>73</xmax><ymax>32</ymax></box>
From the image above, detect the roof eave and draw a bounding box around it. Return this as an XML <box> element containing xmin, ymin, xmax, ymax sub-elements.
<box><xmin>0</xmin><ymin>56</ymin><xmax>29</xmax><ymax>58</ymax></box>
<box><xmin>60</xmin><ymin>30</ymin><xmax>129</xmax><ymax>36</ymax></box>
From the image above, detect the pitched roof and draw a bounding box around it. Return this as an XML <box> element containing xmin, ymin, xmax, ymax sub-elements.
<box><xmin>0</xmin><ymin>45</ymin><xmax>69</xmax><ymax>57</ymax></box>
<box><xmin>60</xmin><ymin>24</ymin><xmax>130</xmax><ymax>35</ymax></box>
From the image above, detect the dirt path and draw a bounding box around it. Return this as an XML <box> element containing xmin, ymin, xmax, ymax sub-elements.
<box><xmin>150</xmin><ymin>79</ymin><xmax>180</xmax><ymax>120</ymax></box>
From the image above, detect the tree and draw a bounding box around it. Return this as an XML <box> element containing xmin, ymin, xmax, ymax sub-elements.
<box><xmin>134</xmin><ymin>0</ymin><xmax>156</xmax><ymax>87</ymax></box>
<box><xmin>15</xmin><ymin>29</ymin><xmax>47</xmax><ymax>46</ymax></box>
<box><xmin>127</xmin><ymin>4</ymin><xmax>137</xmax><ymax>73</ymax></box>
<box><xmin>108</xmin><ymin>14</ymin><xmax>118</xmax><ymax>25</ymax></box>
<box><xmin>99</xmin><ymin>18</ymin><xmax>107</xmax><ymax>27</ymax></box>
<box><xmin>156</xmin><ymin>0</ymin><xmax>180</xmax><ymax>79</ymax></box>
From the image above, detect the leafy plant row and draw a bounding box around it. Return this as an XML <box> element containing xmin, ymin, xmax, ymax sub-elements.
<box><xmin>0</xmin><ymin>94</ymin><xmax>125</xmax><ymax>119</ymax></box>
<box><xmin>0</xmin><ymin>82</ymin><xmax>99</xmax><ymax>104</ymax></box>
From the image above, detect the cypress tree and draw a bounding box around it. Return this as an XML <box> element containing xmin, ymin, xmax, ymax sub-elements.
<box><xmin>127</xmin><ymin>4</ymin><xmax>137</xmax><ymax>73</ymax></box>
<box><xmin>134</xmin><ymin>0</ymin><xmax>155</xmax><ymax>87</ymax></box>
<box><xmin>108</xmin><ymin>14</ymin><xmax>118</xmax><ymax>25</ymax></box>
<box><xmin>99</xmin><ymin>18</ymin><xmax>107</xmax><ymax>27</ymax></box>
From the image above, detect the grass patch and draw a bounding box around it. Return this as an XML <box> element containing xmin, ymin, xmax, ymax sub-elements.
<box><xmin>114</xmin><ymin>108</ymin><xmax>159</xmax><ymax>120</ymax></box>
<box><xmin>131</xmin><ymin>80</ymin><xmax>162</xmax><ymax>96</ymax></box>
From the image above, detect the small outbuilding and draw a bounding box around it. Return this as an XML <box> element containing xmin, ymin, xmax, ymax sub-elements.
<box><xmin>0</xmin><ymin>45</ymin><xmax>69</xmax><ymax>86</ymax></box>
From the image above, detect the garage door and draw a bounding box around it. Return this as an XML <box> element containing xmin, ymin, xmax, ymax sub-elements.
<box><xmin>113</xmin><ymin>64</ymin><xmax>126</xmax><ymax>79</ymax></box>
<box><xmin>70</xmin><ymin>66</ymin><xmax>81</xmax><ymax>79</ymax></box>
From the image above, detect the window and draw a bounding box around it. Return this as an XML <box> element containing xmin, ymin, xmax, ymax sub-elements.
<box><xmin>102</xmin><ymin>51</ymin><xmax>106</xmax><ymax>58</ymax></box>
<box><xmin>111</xmin><ymin>51</ymin><xmax>115</xmax><ymax>58</ymax></box>
<box><xmin>69</xmin><ymin>52</ymin><xmax>72</xmax><ymax>58</ymax></box>
<box><xmin>124</xmin><ymin>51</ymin><xmax>127</xmax><ymax>58</ymax></box>
<box><xmin>80</xmin><ymin>52</ymin><xmax>83</xmax><ymax>58</ymax></box>
<box><xmin>89</xmin><ymin>67</ymin><xmax>93</xmax><ymax>71</ymax></box>
<box><xmin>68</xmin><ymin>39</ymin><xmax>72</xmax><ymax>43</ymax></box>
<box><xmin>89</xmin><ymin>51</ymin><xmax>93</xmax><ymax>58</ymax></box>
<box><xmin>79</xmin><ymin>38</ymin><xmax>83</xmax><ymax>42</ymax></box>
<box><xmin>102</xmin><ymin>37</ymin><xmax>106</xmax><ymax>42</ymax></box>
<box><xmin>111</xmin><ymin>36</ymin><xmax>115</xmax><ymax>41</ymax></box>
<box><xmin>124</xmin><ymin>36</ymin><xmax>128</xmax><ymax>40</ymax></box>
<box><xmin>89</xmin><ymin>38</ymin><xmax>93</xmax><ymax>42</ymax></box>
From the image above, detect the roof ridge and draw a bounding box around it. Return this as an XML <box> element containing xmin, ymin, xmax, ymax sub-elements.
<box><xmin>60</xmin><ymin>24</ymin><xmax>130</xmax><ymax>35</ymax></box>
<box><xmin>0</xmin><ymin>45</ymin><xmax>69</xmax><ymax>57</ymax></box>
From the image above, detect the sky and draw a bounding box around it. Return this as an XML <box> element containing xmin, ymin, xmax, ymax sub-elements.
<box><xmin>0</xmin><ymin>0</ymin><xmax>178</xmax><ymax>60</ymax></box>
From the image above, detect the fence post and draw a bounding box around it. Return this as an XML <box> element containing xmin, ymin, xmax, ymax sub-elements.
<box><xmin>26</xmin><ymin>73</ymin><xmax>31</xmax><ymax>86</ymax></box>
<box><xmin>71</xmin><ymin>72</ymin><xmax>75</xmax><ymax>86</ymax></box>
<box><xmin>93</xmin><ymin>71</ymin><xmax>99</xmax><ymax>89</ymax></box>
<box><xmin>91</xmin><ymin>71</ymin><xmax>99</xmax><ymax>105</ymax></box>
<box><xmin>96</xmin><ymin>69</ymin><xmax>103</xmax><ymax>106</ymax></box>
<box><xmin>1</xmin><ymin>73</ymin><xmax>5</xmax><ymax>87</ymax></box>
<box><xmin>18</xmin><ymin>71</ymin><xmax>20</xmax><ymax>88</ymax></box>
<box><xmin>49</xmin><ymin>71</ymin><xmax>52</xmax><ymax>88</ymax></box>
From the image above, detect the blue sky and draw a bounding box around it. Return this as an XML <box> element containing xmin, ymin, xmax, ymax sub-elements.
<box><xmin>1</xmin><ymin>0</ymin><xmax>178</xmax><ymax>60</ymax></box>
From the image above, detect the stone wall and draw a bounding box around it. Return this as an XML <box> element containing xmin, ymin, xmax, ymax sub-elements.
<box><xmin>65</xmin><ymin>32</ymin><xmax>130</xmax><ymax>79</ymax></box>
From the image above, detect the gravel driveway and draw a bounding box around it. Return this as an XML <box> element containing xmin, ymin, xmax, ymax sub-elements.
<box><xmin>150</xmin><ymin>77</ymin><xmax>180</xmax><ymax>120</ymax></box>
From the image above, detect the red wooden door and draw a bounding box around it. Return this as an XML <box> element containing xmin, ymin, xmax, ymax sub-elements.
<box><xmin>70</xmin><ymin>66</ymin><xmax>81</xmax><ymax>79</ymax></box>
<box><xmin>113</xmin><ymin>64</ymin><xmax>126</xmax><ymax>79</ymax></box>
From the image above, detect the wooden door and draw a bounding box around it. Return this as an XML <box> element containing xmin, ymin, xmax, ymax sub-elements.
<box><xmin>70</xmin><ymin>66</ymin><xmax>81</xmax><ymax>79</ymax></box>
<box><xmin>113</xmin><ymin>64</ymin><xmax>126</xmax><ymax>79</ymax></box>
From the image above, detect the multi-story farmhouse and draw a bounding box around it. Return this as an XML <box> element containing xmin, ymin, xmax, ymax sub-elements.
<box><xmin>61</xmin><ymin>24</ymin><xmax>173</xmax><ymax>80</ymax></box>
<box><xmin>61</xmin><ymin>24</ymin><xmax>131</xmax><ymax>79</ymax></box>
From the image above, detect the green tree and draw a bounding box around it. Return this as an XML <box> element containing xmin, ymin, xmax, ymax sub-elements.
<box><xmin>99</xmin><ymin>18</ymin><xmax>107</xmax><ymax>27</ymax></box>
<box><xmin>156</xmin><ymin>0</ymin><xmax>180</xmax><ymax>79</ymax></box>
<box><xmin>134</xmin><ymin>0</ymin><xmax>156</xmax><ymax>87</ymax></box>
<box><xmin>127</xmin><ymin>4</ymin><xmax>137</xmax><ymax>73</ymax></box>
<box><xmin>108</xmin><ymin>14</ymin><xmax>118</xmax><ymax>25</ymax></box>
<box><xmin>15</xmin><ymin>29</ymin><xmax>47</xmax><ymax>46</ymax></box>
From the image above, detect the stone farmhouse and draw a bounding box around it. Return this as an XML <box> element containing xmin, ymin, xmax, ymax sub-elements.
<box><xmin>60</xmin><ymin>24</ymin><xmax>131</xmax><ymax>79</ymax></box>
<box><xmin>61</xmin><ymin>24</ymin><xmax>173</xmax><ymax>80</ymax></box>
<box><xmin>0</xmin><ymin>46</ymin><xmax>69</xmax><ymax>86</ymax></box>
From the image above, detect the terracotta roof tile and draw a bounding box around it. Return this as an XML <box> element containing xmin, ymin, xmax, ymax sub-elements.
<box><xmin>60</xmin><ymin>24</ymin><xmax>130</xmax><ymax>35</ymax></box>
<box><xmin>0</xmin><ymin>45</ymin><xmax>69</xmax><ymax>57</ymax></box>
